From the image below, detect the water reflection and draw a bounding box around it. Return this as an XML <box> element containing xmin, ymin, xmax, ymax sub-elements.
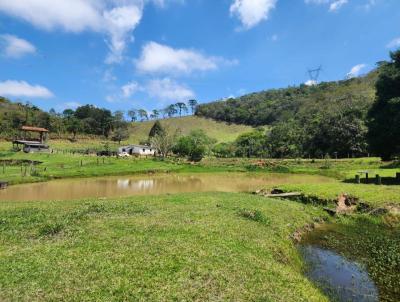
<box><xmin>0</xmin><ymin>173</ymin><xmax>333</xmax><ymax>202</ymax></box>
<box><xmin>299</xmin><ymin>245</ymin><xmax>379</xmax><ymax>302</ymax></box>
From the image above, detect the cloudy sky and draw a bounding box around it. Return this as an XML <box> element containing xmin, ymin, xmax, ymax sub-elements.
<box><xmin>0</xmin><ymin>0</ymin><xmax>399</xmax><ymax>112</ymax></box>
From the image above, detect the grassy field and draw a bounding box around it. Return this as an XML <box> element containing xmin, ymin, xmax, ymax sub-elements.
<box><xmin>1</xmin><ymin>147</ymin><xmax>400</xmax><ymax>300</ymax></box>
<box><xmin>129</xmin><ymin>116</ymin><xmax>254</xmax><ymax>143</ymax></box>
<box><xmin>0</xmin><ymin>192</ymin><xmax>330</xmax><ymax>301</ymax></box>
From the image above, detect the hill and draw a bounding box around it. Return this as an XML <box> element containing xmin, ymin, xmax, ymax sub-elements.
<box><xmin>129</xmin><ymin>116</ymin><xmax>254</xmax><ymax>144</ymax></box>
<box><xmin>196</xmin><ymin>70</ymin><xmax>378</xmax><ymax>126</ymax></box>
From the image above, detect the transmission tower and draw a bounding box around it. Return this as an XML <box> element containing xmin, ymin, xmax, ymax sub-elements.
<box><xmin>307</xmin><ymin>65</ymin><xmax>322</xmax><ymax>84</ymax></box>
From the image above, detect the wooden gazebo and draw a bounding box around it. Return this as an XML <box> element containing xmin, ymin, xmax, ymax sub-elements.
<box><xmin>12</xmin><ymin>126</ymin><xmax>50</xmax><ymax>153</ymax></box>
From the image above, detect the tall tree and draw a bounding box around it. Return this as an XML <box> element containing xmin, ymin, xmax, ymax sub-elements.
<box><xmin>138</xmin><ymin>109</ymin><xmax>148</xmax><ymax>122</ymax></box>
<box><xmin>150</xmin><ymin>128</ymin><xmax>177</xmax><ymax>158</ymax></box>
<box><xmin>367</xmin><ymin>49</ymin><xmax>400</xmax><ymax>160</ymax></box>
<box><xmin>175</xmin><ymin>102</ymin><xmax>188</xmax><ymax>117</ymax></box>
<box><xmin>151</xmin><ymin>109</ymin><xmax>159</xmax><ymax>120</ymax></box>
<box><xmin>148</xmin><ymin>120</ymin><xmax>164</xmax><ymax>139</ymax></box>
<box><xmin>166</xmin><ymin>104</ymin><xmax>177</xmax><ymax>118</ymax></box>
<box><xmin>127</xmin><ymin>109</ymin><xmax>137</xmax><ymax>122</ymax></box>
<box><xmin>188</xmin><ymin>99</ymin><xmax>198</xmax><ymax>115</ymax></box>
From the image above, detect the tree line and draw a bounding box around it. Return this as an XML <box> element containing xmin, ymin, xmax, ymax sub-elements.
<box><xmin>127</xmin><ymin>100</ymin><xmax>198</xmax><ymax>122</ymax></box>
<box><xmin>0</xmin><ymin>99</ymin><xmax>198</xmax><ymax>143</ymax></box>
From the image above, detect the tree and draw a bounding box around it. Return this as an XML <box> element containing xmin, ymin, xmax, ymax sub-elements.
<box><xmin>138</xmin><ymin>109</ymin><xmax>148</xmax><ymax>122</ymax></box>
<box><xmin>268</xmin><ymin>120</ymin><xmax>303</xmax><ymax>158</ymax></box>
<box><xmin>112</xmin><ymin>127</ymin><xmax>129</xmax><ymax>144</ymax></box>
<box><xmin>188</xmin><ymin>99</ymin><xmax>198</xmax><ymax>115</ymax></box>
<box><xmin>128</xmin><ymin>109</ymin><xmax>137</xmax><ymax>122</ymax></box>
<box><xmin>212</xmin><ymin>142</ymin><xmax>236</xmax><ymax>158</ymax></box>
<box><xmin>65</xmin><ymin>117</ymin><xmax>81</xmax><ymax>140</ymax></box>
<box><xmin>160</xmin><ymin>108</ymin><xmax>168</xmax><ymax>119</ymax></box>
<box><xmin>151</xmin><ymin>109</ymin><xmax>159</xmax><ymax>120</ymax></box>
<box><xmin>62</xmin><ymin>109</ymin><xmax>75</xmax><ymax>119</ymax></box>
<box><xmin>150</xmin><ymin>128</ymin><xmax>177</xmax><ymax>158</ymax></box>
<box><xmin>368</xmin><ymin>49</ymin><xmax>400</xmax><ymax>160</ymax></box>
<box><xmin>166</xmin><ymin>104</ymin><xmax>177</xmax><ymax>118</ymax></box>
<box><xmin>74</xmin><ymin>105</ymin><xmax>113</xmax><ymax>137</ymax></box>
<box><xmin>235</xmin><ymin>129</ymin><xmax>268</xmax><ymax>158</ymax></box>
<box><xmin>148</xmin><ymin>120</ymin><xmax>164</xmax><ymax>139</ymax></box>
<box><xmin>175</xmin><ymin>102</ymin><xmax>188</xmax><ymax>117</ymax></box>
<box><xmin>173</xmin><ymin>130</ymin><xmax>216</xmax><ymax>161</ymax></box>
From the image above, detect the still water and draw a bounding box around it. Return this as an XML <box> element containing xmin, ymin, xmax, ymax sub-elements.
<box><xmin>299</xmin><ymin>245</ymin><xmax>379</xmax><ymax>302</ymax></box>
<box><xmin>0</xmin><ymin>173</ymin><xmax>332</xmax><ymax>202</ymax></box>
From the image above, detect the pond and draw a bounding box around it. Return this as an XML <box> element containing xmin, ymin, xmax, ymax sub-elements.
<box><xmin>0</xmin><ymin>173</ymin><xmax>333</xmax><ymax>202</ymax></box>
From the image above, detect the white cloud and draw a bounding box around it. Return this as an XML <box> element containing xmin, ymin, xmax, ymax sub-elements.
<box><xmin>329</xmin><ymin>0</ymin><xmax>348</xmax><ymax>11</ymax></box>
<box><xmin>0</xmin><ymin>0</ymin><xmax>102</xmax><ymax>32</ymax></box>
<box><xmin>103</xmin><ymin>4</ymin><xmax>142</xmax><ymax>64</ymax></box>
<box><xmin>0</xmin><ymin>34</ymin><xmax>36</xmax><ymax>58</ymax></box>
<box><xmin>305</xmin><ymin>0</ymin><xmax>348</xmax><ymax>12</ymax></box>
<box><xmin>0</xmin><ymin>80</ymin><xmax>53</xmax><ymax>98</ymax></box>
<box><xmin>0</xmin><ymin>0</ymin><xmax>144</xmax><ymax>64</ymax></box>
<box><xmin>387</xmin><ymin>37</ymin><xmax>400</xmax><ymax>49</ymax></box>
<box><xmin>346</xmin><ymin>64</ymin><xmax>367</xmax><ymax>78</ymax></box>
<box><xmin>230</xmin><ymin>0</ymin><xmax>277</xmax><ymax>29</ymax></box>
<box><xmin>135</xmin><ymin>42</ymin><xmax>234</xmax><ymax>75</ymax></box>
<box><xmin>150</xmin><ymin>0</ymin><xmax>184</xmax><ymax>8</ymax></box>
<box><xmin>122</xmin><ymin>81</ymin><xmax>140</xmax><ymax>98</ymax></box>
<box><xmin>146</xmin><ymin>78</ymin><xmax>194</xmax><ymax>101</ymax></box>
<box><xmin>305</xmin><ymin>80</ymin><xmax>317</xmax><ymax>86</ymax></box>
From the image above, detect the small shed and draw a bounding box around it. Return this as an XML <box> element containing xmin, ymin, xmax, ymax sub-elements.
<box><xmin>0</xmin><ymin>181</ymin><xmax>8</xmax><ymax>190</ymax></box>
<box><xmin>118</xmin><ymin>145</ymin><xmax>156</xmax><ymax>156</ymax></box>
<box><xmin>12</xmin><ymin>126</ymin><xmax>50</xmax><ymax>153</ymax></box>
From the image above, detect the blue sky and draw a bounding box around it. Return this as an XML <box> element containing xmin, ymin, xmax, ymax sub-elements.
<box><xmin>0</xmin><ymin>0</ymin><xmax>399</xmax><ymax>113</ymax></box>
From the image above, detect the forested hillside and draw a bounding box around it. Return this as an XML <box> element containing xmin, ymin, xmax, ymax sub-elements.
<box><xmin>196</xmin><ymin>70</ymin><xmax>378</xmax><ymax>126</ymax></box>
<box><xmin>196</xmin><ymin>69</ymin><xmax>381</xmax><ymax>158</ymax></box>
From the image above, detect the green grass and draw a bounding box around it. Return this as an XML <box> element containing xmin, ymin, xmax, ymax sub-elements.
<box><xmin>129</xmin><ymin>116</ymin><xmax>254</xmax><ymax>143</ymax></box>
<box><xmin>278</xmin><ymin>182</ymin><xmax>400</xmax><ymax>208</ymax></box>
<box><xmin>0</xmin><ymin>192</ymin><xmax>330</xmax><ymax>301</ymax></box>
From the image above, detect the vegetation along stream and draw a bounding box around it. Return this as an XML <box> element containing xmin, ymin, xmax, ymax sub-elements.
<box><xmin>299</xmin><ymin>221</ymin><xmax>400</xmax><ymax>302</ymax></box>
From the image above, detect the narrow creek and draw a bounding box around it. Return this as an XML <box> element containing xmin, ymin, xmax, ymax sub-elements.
<box><xmin>298</xmin><ymin>222</ymin><xmax>400</xmax><ymax>302</ymax></box>
<box><xmin>299</xmin><ymin>244</ymin><xmax>379</xmax><ymax>302</ymax></box>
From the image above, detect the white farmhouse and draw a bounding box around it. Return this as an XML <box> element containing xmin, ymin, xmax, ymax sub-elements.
<box><xmin>118</xmin><ymin>145</ymin><xmax>156</xmax><ymax>156</ymax></box>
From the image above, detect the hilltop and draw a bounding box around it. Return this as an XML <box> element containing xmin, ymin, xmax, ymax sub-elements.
<box><xmin>196</xmin><ymin>69</ymin><xmax>378</xmax><ymax>126</ymax></box>
<box><xmin>129</xmin><ymin>116</ymin><xmax>254</xmax><ymax>144</ymax></box>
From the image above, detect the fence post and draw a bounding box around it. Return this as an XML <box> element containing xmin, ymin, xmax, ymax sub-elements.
<box><xmin>80</xmin><ymin>160</ymin><xmax>83</xmax><ymax>167</ymax></box>
<box><xmin>365</xmin><ymin>172</ymin><xmax>369</xmax><ymax>184</ymax></box>
<box><xmin>355</xmin><ymin>175</ymin><xmax>360</xmax><ymax>184</ymax></box>
<box><xmin>376</xmin><ymin>174</ymin><xmax>381</xmax><ymax>185</ymax></box>
<box><xmin>2</xmin><ymin>163</ymin><xmax>5</xmax><ymax>174</ymax></box>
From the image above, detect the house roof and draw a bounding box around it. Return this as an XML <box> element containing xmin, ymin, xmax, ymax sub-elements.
<box><xmin>21</xmin><ymin>126</ymin><xmax>49</xmax><ymax>133</ymax></box>
<box><xmin>121</xmin><ymin>145</ymin><xmax>153</xmax><ymax>149</ymax></box>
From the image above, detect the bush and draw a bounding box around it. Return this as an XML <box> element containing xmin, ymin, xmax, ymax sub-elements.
<box><xmin>173</xmin><ymin>130</ymin><xmax>216</xmax><ymax>162</ymax></box>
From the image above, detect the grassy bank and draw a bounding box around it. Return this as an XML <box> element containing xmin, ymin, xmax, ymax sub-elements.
<box><xmin>0</xmin><ymin>152</ymin><xmax>181</xmax><ymax>185</ymax></box>
<box><xmin>0</xmin><ymin>192</ymin><xmax>329</xmax><ymax>301</ymax></box>
<box><xmin>278</xmin><ymin>182</ymin><xmax>400</xmax><ymax>208</ymax></box>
